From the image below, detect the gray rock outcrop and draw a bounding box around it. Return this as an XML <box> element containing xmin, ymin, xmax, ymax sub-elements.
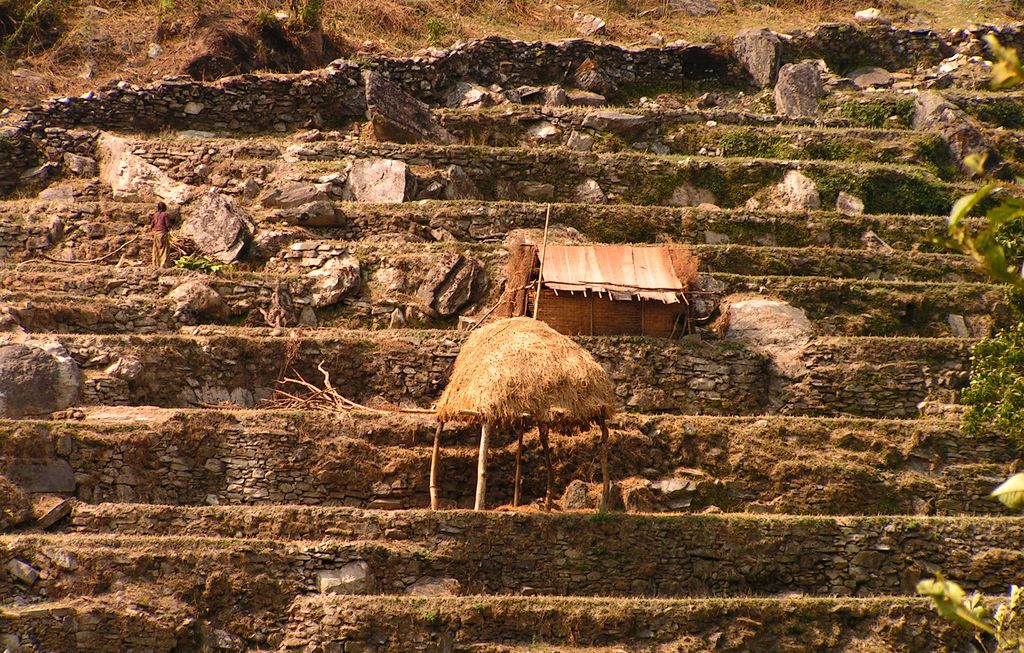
<box><xmin>181</xmin><ymin>190</ymin><xmax>255</xmax><ymax>263</ymax></box>
<box><xmin>309</xmin><ymin>256</ymin><xmax>361</xmax><ymax>308</ymax></box>
<box><xmin>365</xmin><ymin>71</ymin><xmax>453</xmax><ymax>144</ymax></box>
<box><xmin>734</xmin><ymin>28</ymin><xmax>781</xmax><ymax>88</ymax></box>
<box><xmin>348</xmin><ymin>158</ymin><xmax>412</xmax><ymax>203</ymax></box>
<box><xmin>913</xmin><ymin>91</ymin><xmax>1002</xmax><ymax>177</ymax></box>
<box><xmin>774</xmin><ymin>61</ymin><xmax>824</xmax><ymax>118</ymax></box>
<box><xmin>416</xmin><ymin>253</ymin><xmax>488</xmax><ymax>317</ymax></box>
<box><xmin>0</xmin><ymin>340</ymin><xmax>82</xmax><ymax>417</ymax></box>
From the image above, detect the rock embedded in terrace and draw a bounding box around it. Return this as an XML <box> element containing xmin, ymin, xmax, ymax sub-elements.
<box><xmin>317</xmin><ymin>561</ymin><xmax>372</xmax><ymax>594</ymax></box>
<box><xmin>745</xmin><ymin>170</ymin><xmax>820</xmax><ymax>212</ymax></box>
<box><xmin>718</xmin><ymin>295</ymin><xmax>812</xmax><ymax>379</ymax></box>
<box><xmin>774</xmin><ymin>61</ymin><xmax>824</xmax><ymax>118</ymax></box>
<box><xmin>574</xmin><ymin>59</ymin><xmax>618</xmax><ymax>98</ymax></box>
<box><xmin>575</xmin><ymin>179</ymin><xmax>606</xmax><ymax>204</ymax></box>
<box><xmin>734</xmin><ymin>28</ymin><xmax>782</xmax><ymax>88</ymax></box>
<box><xmin>0</xmin><ymin>340</ymin><xmax>81</xmax><ymax>418</ymax></box>
<box><xmin>442</xmin><ymin>165</ymin><xmax>479</xmax><ymax>200</ymax></box>
<box><xmin>181</xmin><ymin>190</ymin><xmax>255</xmax><ymax>263</ymax></box>
<box><xmin>96</xmin><ymin>132</ymin><xmax>191</xmax><ymax>205</ymax></box>
<box><xmin>404</xmin><ymin>577</ymin><xmax>461</xmax><ymax>596</ymax></box>
<box><xmin>913</xmin><ymin>91</ymin><xmax>1002</xmax><ymax>177</ymax></box>
<box><xmin>446</xmin><ymin>81</ymin><xmax>495</xmax><ymax>108</ymax></box>
<box><xmin>416</xmin><ymin>253</ymin><xmax>488</xmax><ymax>317</ymax></box>
<box><xmin>668</xmin><ymin>183</ymin><xmax>716</xmax><ymax>207</ymax></box>
<box><xmin>573</xmin><ymin>13</ymin><xmax>606</xmax><ymax>37</ymax></box>
<box><xmin>365</xmin><ymin>71</ymin><xmax>453</xmax><ymax>145</ymax></box>
<box><xmin>166</xmin><ymin>279</ymin><xmax>227</xmax><ymax>322</ymax></box>
<box><xmin>836</xmin><ymin>191</ymin><xmax>865</xmax><ymax>215</ymax></box>
<box><xmin>308</xmin><ymin>255</ymin><xmax>361</xmax><ymax>308</ymax></box>
<box><xmin>849</xmin><ymin>66</ymin><xmax>893</xmax><ymax>89</ymax></box>
<box><xmin>258</xmin><ymin>182</ymin><xmax>329</xmax><ymax>209</ymax></box>
<box><xmin>348</xmin><ymin>158</ymin><xmax>413</xmax><ymax>203</ymax></box>
<box><xmin>670</xmin><ymin>0</ymin><xmax>718</xmax><ymax>16</ymax></box>
<box><xmin>581</xmin><ymin>111</ymin><xmax>650</xmax><ymax>137</ymax></box>
<box><xmin>62</xmin><ymin>152</ymin><xmax>98</xmax><ymax>178</ymax></box>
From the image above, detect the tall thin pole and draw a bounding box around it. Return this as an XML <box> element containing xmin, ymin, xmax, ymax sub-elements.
<box><xmin>512</xmin><ymin>428</ymin><xmax>525</xmax><ymax>507</ymax></box>
<box><xmin>598</xmin><ymin>416</ymin><xmax>610</xmax><ymax>513</ymax></box>
<box><xmin>474</xmin><ymin>422</ymin><xmax>491</xmax><ymax>510</ymax></box>
<box><xmin>429</xmin><ymin>422</ymin><xmax>443</xmax><ymax>510</ymax></box>
<box><xmin>532</xmin><ymin>204</ymin><xmax>552</xmax><ymax>319</ymax></box>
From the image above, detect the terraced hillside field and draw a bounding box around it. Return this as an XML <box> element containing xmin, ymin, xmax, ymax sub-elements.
<box><xmin>1</xmin><ymin>18</ymin><xmax>1023</xmax><ymax>653</ymax></box>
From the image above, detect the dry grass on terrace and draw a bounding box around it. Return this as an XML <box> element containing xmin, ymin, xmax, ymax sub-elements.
<box><xmin>1</xmin><ymin>0</ymin><xmax>1020</xmax><ymax>110</ymax></box>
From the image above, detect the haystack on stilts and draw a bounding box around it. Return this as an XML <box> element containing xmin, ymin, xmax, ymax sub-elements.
<box><xmin>433</xmin><ymin>317</ymin><xmax>619</xmax><ymax>511</ymax></box>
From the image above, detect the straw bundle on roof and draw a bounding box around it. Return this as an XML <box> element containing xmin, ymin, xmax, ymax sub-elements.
<box><xmin>435</xmin><ymin>317</ymin><xmax>618</xmax><ymax>430</ymax></box>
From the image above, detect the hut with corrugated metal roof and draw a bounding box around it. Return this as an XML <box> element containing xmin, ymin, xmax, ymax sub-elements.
<box><xmin>498</xmin><ymin>243</ymin><xmax>699</xmax><ymax>338</ymax></box>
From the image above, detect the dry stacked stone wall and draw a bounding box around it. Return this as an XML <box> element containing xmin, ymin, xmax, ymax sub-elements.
<box><xmin>1</xmin><ymin>25</ymin><xmax>1021</xmax><ymax>189</ymax></box>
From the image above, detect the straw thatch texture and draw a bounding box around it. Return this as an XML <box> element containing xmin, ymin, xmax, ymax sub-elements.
<box><xmin>435</xmin><ymin>317</ymin><xmax>618</xmax><ymax>430</ymax></box>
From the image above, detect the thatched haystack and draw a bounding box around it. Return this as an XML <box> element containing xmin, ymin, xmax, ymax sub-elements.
<box><xmin>431</xmin><ymin>317</ymin><xmax>619</xmax><ymax>511</ymax></box>
<box><xmin>436</xmin><ymin>317</ymin><xmax>618</xmax><ymax>431</ymax></box>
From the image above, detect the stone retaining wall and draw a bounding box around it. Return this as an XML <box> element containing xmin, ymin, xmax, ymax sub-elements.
<box><xmin>54</xmin><ymin>507</ymin><xmax>1024</xmax><ymax>597</ymax></box>
<box><xmin>43</xmin><ymin>331</ymin><xmax>970</xmax><ymax>417</ymax></box>
<box><xmin>5</xmin><ymin>412</ymin><xmax>1010</xmax><ymax>514</ymax></box>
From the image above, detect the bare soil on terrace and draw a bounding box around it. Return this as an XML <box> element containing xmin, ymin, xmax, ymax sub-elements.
<box><xmin>0</xmin><ymin>0</ymin><xmax>1020</xmax><ymax>111</ymax></box>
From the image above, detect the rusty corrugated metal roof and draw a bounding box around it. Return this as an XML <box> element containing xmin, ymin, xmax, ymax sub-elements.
<box><xmin>541</xmin><ymin>245</ymin><xmax>684</xmax><ymax>304</ymax></box>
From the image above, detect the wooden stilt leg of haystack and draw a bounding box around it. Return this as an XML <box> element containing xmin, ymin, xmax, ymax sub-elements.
<box><xmin>512</xmin><ymin>428</ymin><xmax>525</xmax><ymax>507</ymax></box>
<box><xmin>539</xmin><ymin>423</ymin><xmax>553</xmax><ymax>512</ymax></box>
<box><xmin>430</xmin><ymin>422</ymin><xmax>443</xmax><ymax>510</ymax></box>
<box><xmin>475</xmin><ymin>422</ymin><xmax>491</xmax><ymax>511</ymax></box>
<box><xmin>598</xmin><ymin>416</ymin><xmax>610</xmax><ymax>512</ymax></box>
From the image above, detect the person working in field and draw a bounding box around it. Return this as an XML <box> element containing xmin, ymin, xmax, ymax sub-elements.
<box><xmin>150</xmin><ymin>201</ymin><xmax>172</xmax><ymax>267</ymax></box>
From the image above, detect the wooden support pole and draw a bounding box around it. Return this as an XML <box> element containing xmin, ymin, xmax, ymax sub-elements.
<box><xmin>539</xmin><ymin>423</ymin><xmax>553</xmax><ymax>512</ymax></box>
<box><xmin>429</xmin><ymin>422</ymin><xmax>443</xmax><ymax>511</ymax></box>
<box><xmin>474</xmin><ymin>422</ymin><xmax>492</xmax><ymax>511</ymax></box>
<box><xmin>512</xmin><ymin>428</ymin><xmax>525</xmax><ymax>508</ymax></box>
<box><xmin>598</xmin><ymin>416</ymin><xmax>611</xmax><ymax>513</ymax></box>
<box><xmin>532</xmin><ymin>204</ymin><xmax>552</xmax><ymax>319</ymax></box>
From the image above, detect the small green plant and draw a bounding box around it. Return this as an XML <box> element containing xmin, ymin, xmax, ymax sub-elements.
<box><xmin>173</xmin><ymin>254</ymin><xmax>234</xmax><ymax>273</ymax></box>
<box><xmin>157</xmin><ymin>0</ymin><xmax>175</xmax><ymax>17</ymax></box>
<box><xmin>425</xmin><ymin>17</ymin><xmax>448</xmax><ymax>47</ymax></box>
<box><xmin>423</xmin><ymin>610</ymin><xmax>442</xmax><ymax>626</ymax></box>
<box><xmin>254</xmin><ymin>9</ymin><xmax>279</xmax><ymax>29</ymax></box>
<box><xmin>297</xmin><ymin>0</ymin><xmax>322</xmax><ymax>28</ymax></box>
<box><xmin>717</xmin><ymin>129</ymin><xmax>793</xmax><ymax>159</ymax></box>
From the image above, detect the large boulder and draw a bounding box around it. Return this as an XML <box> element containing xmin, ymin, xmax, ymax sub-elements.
<box><xmin>0</xmin><ymin>340</ymin><xmax>81</xmax><ymax>418</ymax></box>
<box><xmin>745</xmin><ymin>170</ymin><xmax>820</xmax><ymax>212</ymax></box>
<box><xmin>348</xmin><ymin>158</ymin><xmax>412</xmax><ymax>203</ymax></box>
<box><xmin>316</xmin><ymin>561</ymin><xmax>371</xmax><ymax>594</ymax></box>
<box><xmin>258</xmin><ymin>182</ymin><xmax>329</xmax><ymax>209</ymax></box>
<box><xmin>95</xmin><ymin>132</ymin><xmax>191</xmax><ymax>205</ymax></box>
<box><xmin>308</xmin><ymin>256</ymin><xmax>361</xmax><ymax>308</ymax></box>
<box><xmin>733</xmin><ymin>28</ymin><xmax>781</xmax><ymax>88</ymax></box>
<box><xmin>365</xmin><ymin>71</ymin><xmax>453</xmax><ymax>145</ymax></box>
<box><xmin>774</xmin><ymin>61</ymin><xmax>824</xmax><ymax>118</ymax></box>
<box><xmin>166</xmin><ymin>279</ymin><xmax>226</xmax><ymax>322</ymax></box>
<box><xmin>718</xmin><ymin>295</ymin><xmax>812</xmax><ymax>378</ymax></box>
<box><xmin>913</xmin><ymin>91</ymin><xmax>1002</xmax><ymax>177</ymax></box>
<box><xmin>416</xmin><ymin>253</ymin><xmax>488</xmax><ymax>317</ymax></box>
<box><xmin>181</xmin><ymin>190</ymin><xmax>255</xmax><ymax>263</ymax></box>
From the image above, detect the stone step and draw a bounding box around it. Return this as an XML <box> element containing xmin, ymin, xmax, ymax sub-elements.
<box><xmin>280</xmin><ymin>594</ymin><xmax>972</xmax><ymax>653</ymax></box>
<box><xmin>2</xmin><ymin>199</ymin><xmax>962</xmax><ymax>252</ymax></box>
<box><xmin>131</xmin><ymin>138</ymin><xmax>955</xmax><ymax>215</ymax></box>
<box><xmin>7</xmin><ymin>411</ymin><xmax>1009</xmax><ymax>514</ymax></box>
<box><xmin>46</xmin><ymin>330</ymin><xmax>971</xmax><ymax>418</ymax></box>
<box><xmin>7</xmin><ymin>512</ymin><xmax>1024</xmax><ymax>599</ymax></box>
